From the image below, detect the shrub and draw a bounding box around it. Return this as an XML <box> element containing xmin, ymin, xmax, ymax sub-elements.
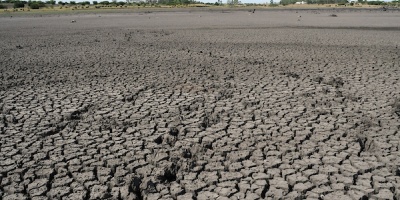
<box><xmin>0</xmin><ymin>4</ymin><xmax>6</xmax><ymax>9</ymax></box>
<box><xmin>30</xmin><ymin>3</ymin><xmax>40</xmax><ymax>8</ymax></box>
<box><xmin>28</xmin><ymin>1</ymin><xmax>46</xmax><ymax>8</ymax></box>
<box><xmin>14</xmin><ymin>1</ymin><xmax>25</xmax><ymax>8</ymax></box>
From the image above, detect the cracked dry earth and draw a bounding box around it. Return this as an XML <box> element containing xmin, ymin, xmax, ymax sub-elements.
<box><xmin>1</xmin><ymin>10</ymin><xmax>400</xmax><ymax>200</ymax></box>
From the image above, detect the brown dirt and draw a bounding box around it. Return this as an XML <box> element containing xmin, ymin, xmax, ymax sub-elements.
<box><xmin>1</xmin><ymin>9</ymin><xmax>400</xmax><ymax>200</ymax></box>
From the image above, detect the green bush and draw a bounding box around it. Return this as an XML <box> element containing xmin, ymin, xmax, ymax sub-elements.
<box><xmin>28</xmin><ymin>1</ymin><xmax>45</xmax><ymax>8</ymax></box>
<box><xmin>30</xmin><ymin>3</ymin><xmax>40</xmax><ymax>8</ymax></box>
<box><xmin>14</xmin><ymin>1</ymin><xmax>25</xmax><ymax>8</ymax></box>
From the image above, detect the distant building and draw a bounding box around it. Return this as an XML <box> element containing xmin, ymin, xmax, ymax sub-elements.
<box><xmin>295</xmin><ymin>1</ymin><xmax>307</xmax><ymax>4</ymax></box>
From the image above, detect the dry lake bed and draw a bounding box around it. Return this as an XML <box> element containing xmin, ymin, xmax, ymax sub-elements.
<box><xmin>1</xmin><ymin>8</ymin><xmax>400</xmax><ymax>200</ymax></box>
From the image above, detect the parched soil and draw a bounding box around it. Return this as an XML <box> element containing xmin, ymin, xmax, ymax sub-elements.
<box><xmin>1</xmin><ymin>9</ymin><xmax>400</xmax><ymax>200</ymax></box>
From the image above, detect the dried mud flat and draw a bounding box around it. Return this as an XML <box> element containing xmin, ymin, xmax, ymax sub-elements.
<box><xmin>1</xmin><ymin>9</ymin><xmax>400</xmax><ymax>200</ymax></box>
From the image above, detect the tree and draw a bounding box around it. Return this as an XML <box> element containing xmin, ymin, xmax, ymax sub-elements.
<box><xmin>69</xmin><ymin>1</ymin><xmax>76</xmax><ymax>4</ymax></box>
<box><xmin>92</xmin><ymin>0</ymin><xmax>97</xmax><ymax>4</ymax></box>
<box><xmin>30</xmin><ymin>3</ymin><xmax>39</xmax><ymax>8</ymax></box>
<box><xmin>14</xmin><ymin>1</ymin><xmax>25</xmax><ymax>8</ymax></box>
<box><xmin>99</xmin><ymin>0</ymin><xmax>109</xmax><ymax>4</ymax></box>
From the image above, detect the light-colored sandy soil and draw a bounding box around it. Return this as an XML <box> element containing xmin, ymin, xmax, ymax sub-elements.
<box><xmin>1</xmin><ymin>9</ymin><xmax>400</xmax><ymax>200</ymax></box>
